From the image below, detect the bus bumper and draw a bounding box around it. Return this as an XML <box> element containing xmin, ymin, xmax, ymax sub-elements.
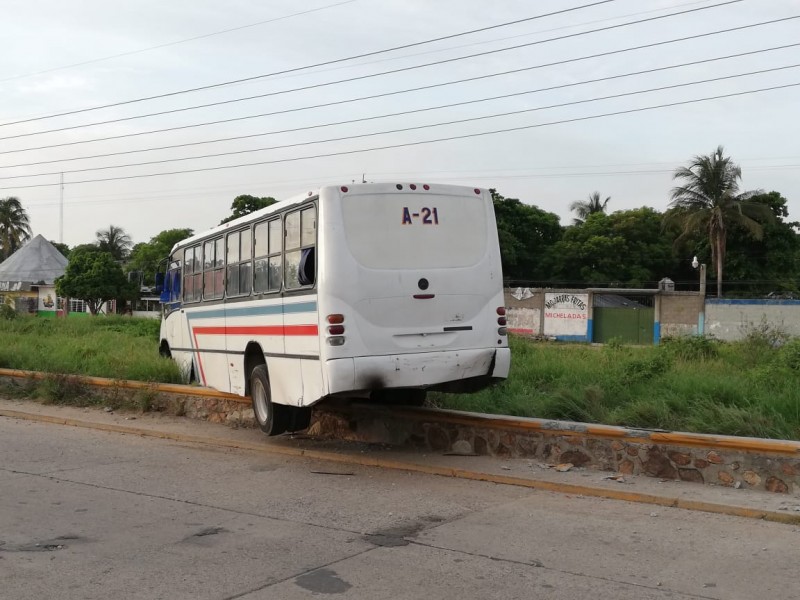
<box><xmin>326</xmin><ymin>347</ymin><xmax>510</xmax><ymax>394</ymax></box>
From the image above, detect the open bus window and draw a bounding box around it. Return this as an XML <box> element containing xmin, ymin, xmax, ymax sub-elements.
<box><xmin>285</xmin><ymin>206</ymin><xmax>316</xmax><ymax>289</ymax></box>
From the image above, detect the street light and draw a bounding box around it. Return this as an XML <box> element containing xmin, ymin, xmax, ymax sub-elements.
<box><xmin>692</xmin><ymin>256</ymin><xmax>707</xmax><ymax>295</ymax></box>
<box><xmin>692</xmin><ymin>256</ymin><xmax>707</xmax><ymax>336</ymax></box>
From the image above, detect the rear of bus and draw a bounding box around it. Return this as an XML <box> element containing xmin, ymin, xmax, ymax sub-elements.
<box><xmin>317</xmin><ymin>183</ymin><xmax>510</xmax><ymax>399</ymax></box>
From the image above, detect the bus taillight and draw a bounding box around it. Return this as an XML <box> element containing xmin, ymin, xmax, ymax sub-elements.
<box><xmin>326</xmin><ymin>314</ymin><xmax>346</xmax><ymax>345</ymax></box>
<box><xmin>497</xmin><ymin>306</ymin><xmax>507</xmax><ymax>334</ymax></box>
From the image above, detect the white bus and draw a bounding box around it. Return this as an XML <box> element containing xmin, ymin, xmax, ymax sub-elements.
<box><xmin>158</xmin><ymin>183</ymin><xmax>510</xmax><ymax>435</ymax></box>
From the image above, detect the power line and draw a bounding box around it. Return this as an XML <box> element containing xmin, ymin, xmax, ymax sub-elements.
<box><xmin>2</xmin><ymin>44</ymin><xmax>796</xmax><ymax>170</ymax></box>
<box><xmin>22</xmin><ymin>162</ymin><xmax>800</xmax><ymax>210</ymax></box>
<box><xmin>0</xmin><ymin>1</ymin><xmax>358</xmax><ymax>83</ymax></box>
<box><xmin>4</xmin><ymin>2</ymin><xmax>756</xmax><ymax>140</ymax></box>
<box><xmin>4</xmin><ymin>20</ymin><xmax>794</xmax><ymax>154</ymax></box>
<box><xmin>1</xmin><ymin>80</ymin><xmax>796</xmax><ymax>191</ymax></box>
<box><xmin>4</xmin><ymin>63</ymin><xmax>798</xmax><ymax>181</ymax></box>
<box><xmin>0</xmin><ymin>0</ymin><xmax>626</xmax><ymax>127</ymax></box>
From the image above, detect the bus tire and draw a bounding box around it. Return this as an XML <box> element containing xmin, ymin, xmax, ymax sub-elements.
<box><xmin>250</xmin><ymin>364</ymin><xmax>288</xmax><ymax>436</ymax></box>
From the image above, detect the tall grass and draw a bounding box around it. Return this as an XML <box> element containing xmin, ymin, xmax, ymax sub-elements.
<box><xmin>0</xmin><ymin>316</ymin><xmax>182</xmax><ymax>383</ymax></box>
<box><xmin>2</xmin><ymin>317</ymin><xmax>798</xmax><ymax>440</ymax></box>
<box><xmin>431</xmin><ymin>335</ymin><xmax>800</xmax><ymax>440</ymax></box>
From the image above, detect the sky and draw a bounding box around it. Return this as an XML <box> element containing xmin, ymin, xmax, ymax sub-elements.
<box><xmin>0</xmin><ymin>0</ymin><xmax>798</xmax><ymax>248</ymax></box>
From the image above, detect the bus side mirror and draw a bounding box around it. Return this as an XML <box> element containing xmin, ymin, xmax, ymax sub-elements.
<box><xmin>154</xmin><ymin>272</ymin><xmax>165</xmax><ymax>294</ymax></box>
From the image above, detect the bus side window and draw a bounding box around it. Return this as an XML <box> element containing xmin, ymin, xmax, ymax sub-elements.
<box><xmin>285</xmin><ymin>206</ymin><xmax>316</xmax><ymax>289</ymax></box>
<box><xmin>254</xmin><ymin>218</ymin><xmax>281</xmax><ymax>293</ymax></box>
<box><xmin>202</xmin><ymin>238</ymin><xmax>224</xmax><ymax>300</ymax></box>
<box><xmin>226</xmin><ymin>229</ymin><xmax>252</xmax><ymax>297</ymax></box>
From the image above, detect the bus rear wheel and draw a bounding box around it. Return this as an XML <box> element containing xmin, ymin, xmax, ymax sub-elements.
<box><xmin>250</xmin><ymin>365</ymin><xmax>288</xmax><ymax>436</ymax></box>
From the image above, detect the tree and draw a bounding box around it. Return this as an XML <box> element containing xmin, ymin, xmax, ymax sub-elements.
<box><xmin>569</xmin><ymin>191</ymin><xmax>610</xmax><ymax>225</ymax></box>
<box><xmin>665</xmin><ymin>146</ymin><xmax>772</xmax><ymax>297</ymax></box>
<box><xmin>720</xmin><ymin>191</ymin><xmax>800</xmax><ymax>296</ymax></box>
<box><xmin>220</xmin><ymin>194</ymin><xmax>277</xmax><ymax>224</ymax></box>
<box><xmin>550</xmin><ymin>208</ymin><xmax>675</xmax><ymax>287</ymax></box>
<box><xmin>490</xmin><ymin>189</ymin><xmax>562</xmax><ymax>282</ymax></box>
<box><xmin>96</xmin><ymin>224</ymin><xmax>133</xmax><ymax>261</ymax></box>
<box><xmin>126</xmin><ymin>228</ymin><xmax>194</xmax><ymax>284</ymax></box>
<box><xmin>0</xmin><ymin>196</ymin><xmax>32</xmax><ymax>261</ymax></box>
<box><xmin>56</xmin><ymin>247</ymin><xmax>138</xmax><ymax>315</ymax></box>
<box><xmin>50</xmin><ymin>241</ymin><xmax>70</xmax><ymax>258</ymax></box>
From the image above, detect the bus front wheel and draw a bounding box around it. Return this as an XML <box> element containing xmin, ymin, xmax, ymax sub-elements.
<box><xmin>250</xmin><ymin>365</ymin><xmax>288</xmax><ymax>436</ymax></box>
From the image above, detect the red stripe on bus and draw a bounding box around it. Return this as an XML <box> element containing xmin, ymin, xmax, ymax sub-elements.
<box><xmin>193</xmin><ymin>325</ymin><xmax>319</xmax><ymax>336</ymax></box>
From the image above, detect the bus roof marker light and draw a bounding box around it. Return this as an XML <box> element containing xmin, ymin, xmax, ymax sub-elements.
<box><xmin>396</xmin><ymin>184</ymin><xmax>403</xmax><ymax>190</ymax></box>
<box><xmin>474</xmin><ymin>188</ymin><xmax>481</xmax><ymax>195</ymax></box>
<box><xmin>410</xmin><ymin>184</ymin><xmax>417</xmax><ymax>190</ymax></box>
<box><xmin>423</xmin><ymin>184</ymin><xmax>430</xmax><ymax>190</ymax></box>
<box><xmin>341</xmin><ymin>186</ymin><xmax>348</xmax><ymax>193</ymax></box>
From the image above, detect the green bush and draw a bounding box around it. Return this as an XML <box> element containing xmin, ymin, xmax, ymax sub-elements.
<box><xmin>0</xmin><ymin>304</ymin><xmax>16</xmax><ymax>320</ymax></box>
<box><xmin>659</xmin><ymin>335</ymin><xmax>720</xmax><ymax>361</ymax></box>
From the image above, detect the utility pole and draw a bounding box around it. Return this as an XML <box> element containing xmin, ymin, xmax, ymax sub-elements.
<box><xmin>59</xmin><ymin>173</ymin><xmax>64</xmax><ymax>244</ymax></box>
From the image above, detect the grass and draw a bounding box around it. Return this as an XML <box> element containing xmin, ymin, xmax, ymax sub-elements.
<box><xmin>430</xmin><ymin>334</ymin><xmax>800</xmax><ymax>441</ymax></box>
<box><xmin>0</xmin><ymin>316</ymin><xmax>182</xmax><ymax>383</ymax></box>
<box><xmin>1</xmin><ymin>315</ymin><xmax>798</xmax><ymax>440</ymax></box>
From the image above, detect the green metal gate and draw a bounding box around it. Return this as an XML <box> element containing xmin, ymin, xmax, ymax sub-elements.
<box><xmin>592</xmin><ymin>295</ymin><xmax>655</xmax><ymax>345</ymax></box>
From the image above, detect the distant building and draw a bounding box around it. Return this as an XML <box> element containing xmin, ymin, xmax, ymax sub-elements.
<box><xmin>0</xmin><ymin>235</ymin><xmax>68</xmax><ymax>317</ymax></box>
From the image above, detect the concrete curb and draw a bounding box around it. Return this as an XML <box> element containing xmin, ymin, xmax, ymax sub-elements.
<box><xmin>2</xmin><ymin>407</ymin><xmax>799</xmax><ymax>526</ymax></box>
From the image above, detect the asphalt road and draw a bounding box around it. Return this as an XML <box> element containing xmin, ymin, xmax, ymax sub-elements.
<box><xmin>1</xmin><ymin>416</ymin><xmax>798</xmax><ymax>600</ymax></box>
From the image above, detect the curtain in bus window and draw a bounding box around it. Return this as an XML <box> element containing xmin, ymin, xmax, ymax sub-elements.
<box><xmin>298</xmin><ymin>248</ymin><xmax>314</xmax><ymax>286</ymax></box>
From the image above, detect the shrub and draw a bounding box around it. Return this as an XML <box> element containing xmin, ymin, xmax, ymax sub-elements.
<box><xmin>660</xmin><ymin>335</ymin><xmax>720</xmax><ymax>361</ymax></box>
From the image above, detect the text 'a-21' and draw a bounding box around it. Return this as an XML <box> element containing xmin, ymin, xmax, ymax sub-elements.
<box><xmin>401</xmin><ymin>206</ymin><xmax>439</xmax><ymax>225</ymax></box>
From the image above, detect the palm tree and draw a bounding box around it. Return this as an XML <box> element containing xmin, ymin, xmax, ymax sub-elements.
<box><xmin>96</xmin><ymin>224</ymin><xmax>133</xmax><ymax>261</ymax></box>
<box><xmin>0</xmin><ymin>196</ymin><xmax>32</xmax><ymax>261</ymax></box>
<box><xmin>569</xmin><ymin>191</ymin><xmax>610</xmax><ymax>225</ymax></box>
<box><xmin>665</xmin><ymin>146</ymin><xmax>771</xmax><ymax>298</ymax></box>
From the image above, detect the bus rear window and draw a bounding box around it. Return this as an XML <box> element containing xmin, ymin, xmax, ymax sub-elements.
<box><xmin>340</xmin><ymin>193</ymin><xmax>488</xmax><ymax>269</ymax></box>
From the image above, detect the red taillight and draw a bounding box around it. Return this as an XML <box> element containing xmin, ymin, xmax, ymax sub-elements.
<box><xmin>413</xmin><ymin>294</ymin><xmax>435</xmax><ymax>299</ymax></box>
<box><xmin>341</xmin><ymin>186</ymin><xmax>348</xmax><ymax>193</ymax></box>
<box><xmin>328</xmin><ymin>325</ymin><xmax>345</xmax><ymax>335</ymax></box>
<box><xmin>497</xmin><ymin>317</ymin><xmax>507</xmax><ymax>326</ymax></box>
<box><xmin>327</xmin><ymin>314</ymin><xmax>344</xmax><ymax>324</ymax></box>
<box><xmin>496</xmin><ymin>307</ymin><xmax>506</xmax><ymax>315</ymax></box>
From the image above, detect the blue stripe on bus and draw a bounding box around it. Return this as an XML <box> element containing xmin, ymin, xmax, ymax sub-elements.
<box><xmin>186</xmin><ymin>301</ymin><xmax>317</xmax><ymax>320</ymax></box>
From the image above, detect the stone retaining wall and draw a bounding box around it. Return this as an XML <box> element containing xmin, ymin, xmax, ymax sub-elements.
<box><xmin>309</xmin><ymin>408</ymin><xmax>800</xmax><ymax>496</ymax></box>
<box><xmin>3</xmin><ymin>372</ymin><xmax>797</xmax><ymax>495</ymax></box>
